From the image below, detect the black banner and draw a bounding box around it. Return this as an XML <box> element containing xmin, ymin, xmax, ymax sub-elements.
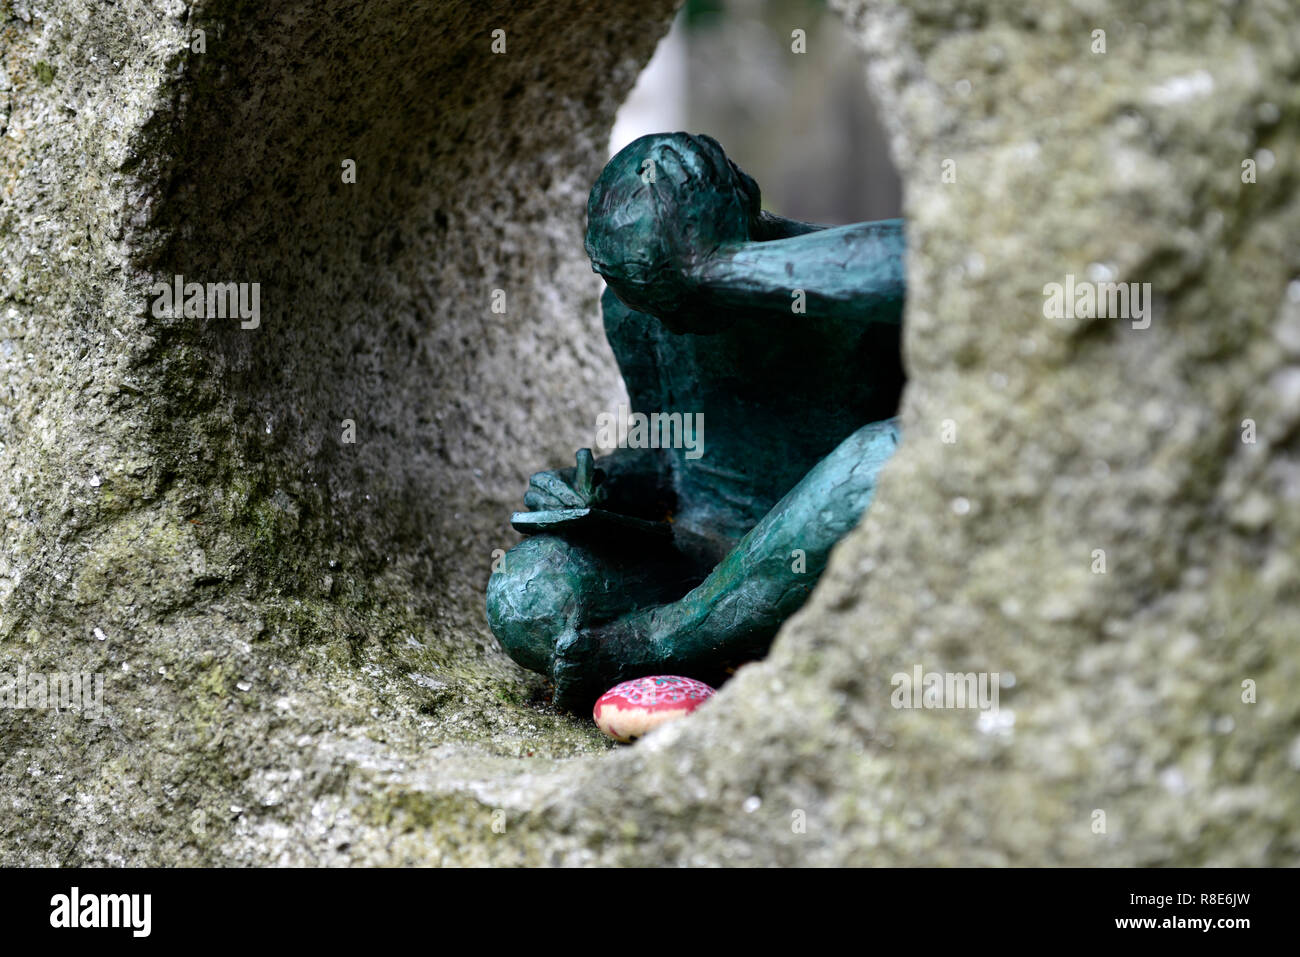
<box><xmin>0</xmin><ymin>867</ymin><xmax>1279</xmax><ymax>942</ymax></box>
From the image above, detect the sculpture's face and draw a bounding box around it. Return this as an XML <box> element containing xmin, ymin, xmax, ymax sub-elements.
<box><xmin>585</xmin><ymin>132</ymin><xmax>760</xmax><ymax>318</ymax></box>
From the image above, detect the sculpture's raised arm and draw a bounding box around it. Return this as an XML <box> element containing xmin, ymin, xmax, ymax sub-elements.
<box><xmin>585</xmin><ymin>132</ymin><xmax>905</xmax><ymax>333</ymax></box>
<box><xmin>691</xmin><ymin>217</ymin><xmax>904</xmax><ymax>326</ymax></box>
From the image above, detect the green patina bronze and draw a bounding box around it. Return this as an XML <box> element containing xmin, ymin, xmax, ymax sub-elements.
<box><xmin>487</xmin><ymin>132</ymin><xmax>906</xmax><ymax>712</ymax></box>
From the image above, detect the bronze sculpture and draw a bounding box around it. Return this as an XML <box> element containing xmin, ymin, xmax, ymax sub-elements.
<box><xmin>488</xmin><ymin>133</ymin><xmax>905</xmax><ymax>711</ymax></box>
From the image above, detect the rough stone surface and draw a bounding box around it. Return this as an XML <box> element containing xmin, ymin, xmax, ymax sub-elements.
<box><xmin>1</xmin><ymin>0</ymin><xmax>669</xmax><ymax>866</ymax></box>
<box><xmin>4</xmin><ymin>0</ymin><xmax>1300</xmax><ymax>865</ymax></box>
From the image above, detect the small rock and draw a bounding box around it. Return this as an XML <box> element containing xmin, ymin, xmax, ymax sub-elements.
<box><xmin>593</xmin><ymin>676</ymin><xmax>715</xmax><ymax>743</ymax></box>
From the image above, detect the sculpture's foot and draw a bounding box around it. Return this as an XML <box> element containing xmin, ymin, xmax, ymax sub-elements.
<box><xmin>550</xmin><ymin>615</ymin><xmax>652</xmax><ymax>713</ymax></box>
<box><xmin>550</xmin><ymin>603</ymin><xmax>709</xmax><ymax>713</ymax></box>
<box><xmin>486</xmin><ymin>532</ymin><xmax>699</xmax><ymax>706</ymax></box>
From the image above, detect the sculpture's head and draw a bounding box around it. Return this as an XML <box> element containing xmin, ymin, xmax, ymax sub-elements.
<box><xmin>585</xmin><ymin>132</ymin><xmax>760</xmax><ymax>319</ymax></box>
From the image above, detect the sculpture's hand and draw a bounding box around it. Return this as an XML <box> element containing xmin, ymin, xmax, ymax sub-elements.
<box><xmin>523</xmin><ymin>448</ymin><xmax>607</xmax><ymax>511</ymax></box>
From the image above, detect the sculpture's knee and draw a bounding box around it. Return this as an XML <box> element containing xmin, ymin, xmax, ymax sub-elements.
<box><xmin>486</xmin><ymin>536</ymin><xmax>606</xmax><ymax>675</ymax></box>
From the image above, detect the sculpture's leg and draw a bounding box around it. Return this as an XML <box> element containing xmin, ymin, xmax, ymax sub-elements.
<box><xmin>486</xmin><ymin>532</ymin><xmax>698</xmax><ymax>682</ymax></box>
<box><xmin>552</xmin><ymin>418</ymin><xmax>901</xmax><ymax>709</ymax></box>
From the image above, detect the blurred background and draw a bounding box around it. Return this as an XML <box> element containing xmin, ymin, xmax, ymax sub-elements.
<box><xmin>609</xmin><ymin>0</ymin><xmax>902</xmax><ymax>224</ymax></box>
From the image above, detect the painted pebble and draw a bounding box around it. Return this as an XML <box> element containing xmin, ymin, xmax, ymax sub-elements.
<box><xmin>593</xmin><ymin>675</ymin><xmax>716</xmax><ymax>742</ymax></box>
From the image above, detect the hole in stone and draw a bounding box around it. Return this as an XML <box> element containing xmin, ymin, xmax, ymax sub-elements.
<box><xmin>610</xmin><ymin>0</ymin><xmax>902</xmax><ymax>221</ymax></box>
<box><xmin>116</xmin><ymin>1</ymin><xmax>906</xmax><ymax>770</ymax></box>
<box><xmin>489</xmin><ymin>0</ymin><xmax>907</xmax><ymax>733</ymax></box>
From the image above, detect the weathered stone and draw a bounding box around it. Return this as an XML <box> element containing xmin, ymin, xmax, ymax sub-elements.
<box><xmin>0</xmin><ymin>0</ymin><xmax>672</xmax><ymax>865</ymax></box>
<box><xmin>3</xmin><ymin>0</ymin><xmax>1298</xmax><ymax>866</ymax></box>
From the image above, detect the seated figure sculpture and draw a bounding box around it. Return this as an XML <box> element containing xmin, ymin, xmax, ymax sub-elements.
<box><xmin>487</xmin><ymin>133</ymin><xmax>905</xmax><ymax>712</ymax></box>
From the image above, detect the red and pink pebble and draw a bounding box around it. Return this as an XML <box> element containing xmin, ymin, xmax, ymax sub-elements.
<box><xmin>593</xmin><ymin>675</ymin><xmax>716</xmax><ymax>742</ymax></box>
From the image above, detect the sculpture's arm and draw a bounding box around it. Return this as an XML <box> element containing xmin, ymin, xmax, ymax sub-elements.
<box><xmin>689</xmin><ymin>218</ymin><xmax>905</xmax><ymax>327</ymax></box>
